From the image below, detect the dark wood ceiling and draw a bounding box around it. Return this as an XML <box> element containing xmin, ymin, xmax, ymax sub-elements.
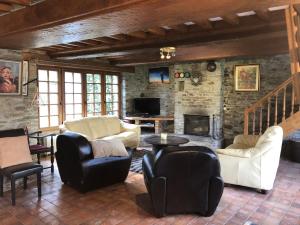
<box><xmin>0</xmin><ymin>0</ymin><xmax>34</xmax><ymax>14</ymax></box>
<box><xmin>0</xmin><ymin>0</ymin><xmax>296</xmax><ymax>67</ymax></box>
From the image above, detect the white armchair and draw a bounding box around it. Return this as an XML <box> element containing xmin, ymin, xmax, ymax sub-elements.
<box><xmin>217</xmin><ymin>126</ymin><xmax>283</xmax><ymax>192</ymax></box>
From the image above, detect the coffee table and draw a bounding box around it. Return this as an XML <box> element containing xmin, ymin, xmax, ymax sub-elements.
<box><xmin>144</xmin><ymin>135</ymin><xmax>189</xmax><ymax>154</ymax></box>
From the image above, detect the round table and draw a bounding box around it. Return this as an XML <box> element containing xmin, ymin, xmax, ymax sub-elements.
<box><xmin>144</xmin><ymin>135</ymin><xmax>189</xmax><ymax>154</ymax></box>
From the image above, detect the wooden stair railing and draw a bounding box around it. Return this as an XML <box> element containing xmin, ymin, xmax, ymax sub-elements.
<box><xmin>244</xmin><ymin>73</ymin><xmax>300</xmax><ymax>135</ymax></box>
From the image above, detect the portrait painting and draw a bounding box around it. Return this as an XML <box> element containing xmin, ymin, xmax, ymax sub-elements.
<box><xmin>149</xmin><ymin>67</ymin><xmax>170</xmax><ymax>84</ymax></box>
<box><xmin>0</xmin><ymin>59</ymin><xmax>21</xmax><ymax>95</ymax></box>
<box><xmin>234</xmin><ymin>64</ymin><xmax>260</xmax><ymax>91</ymax></box>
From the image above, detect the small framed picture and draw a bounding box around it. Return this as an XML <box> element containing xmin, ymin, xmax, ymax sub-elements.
<box><xmin>0</xmin><ymin>59</ymin><xmax>22</xmax><ymax>95</ymax></box>
<box><xmin>149</xmin><ymin>67</ymin><xmax>170</xmax><ymax>83</ymax></box>
<box><xmin>22</xmin><ymin>61</ymin><xmax>29</xmax><ymax>96</ymax></box>
<box><xmin>234</xmin><ymin>64</ymin><xmax>260</xmax><ymax>91</ymax></box>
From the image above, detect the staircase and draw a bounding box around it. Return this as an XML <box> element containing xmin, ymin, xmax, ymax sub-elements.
<box><xmin>243</xmin><ymin>5</ymin><xmax>300</xmax><ymax>137</ymax></box>
<box><xmin>244</xmin><ymin>73</ymin><xmax>300</xmax><ymax>137</ymax></box>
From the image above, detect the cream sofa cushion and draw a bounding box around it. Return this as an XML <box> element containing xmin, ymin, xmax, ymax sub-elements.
<box><xmin>101</xmin><ymin>131</ymin><xmax>137</xmax><ymax>149</ymax></box>
<box><xmin>102</xmin><ymin>116</ymin><xmax>121</xmax><ymax>136</ymax></box>
<box><xmin>86</xmin><ymin>116</ymin><xmax>108</xmax><ymax>139</ymax></box>
<box><xmin>0</xmin><ymin>136</ymin><xmax>32</xmax><ymax>168</ymax></box>
<box><xmin>63</xmin><ymin>118</ymin><xmax>93</xmax><ymax>140</ymax></box>
<box><xmin>91</xmin><ymin>139</ymin><xmax>128</xmax><ymax>157</ymax></box>
<box><xmin>217</xmin><ymin>148</ymin><xmax>252</xmax><ymax>158</ymax></box>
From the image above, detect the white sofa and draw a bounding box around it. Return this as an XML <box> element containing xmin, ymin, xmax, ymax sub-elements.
<box><xmin>216</xmin><ymin>126</ymin><xmax>283</xmax><ymax>191</ymax></box>
<box><xmin>60</xmin><ymin>116</ymin><xmax>140</xmax><ymax>149</ymax></box>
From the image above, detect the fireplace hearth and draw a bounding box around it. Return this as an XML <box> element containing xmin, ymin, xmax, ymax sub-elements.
<box><xmin>184</xmin><ymin>114</ymin><xmax>210</xmax><ymax>136</ymax></box>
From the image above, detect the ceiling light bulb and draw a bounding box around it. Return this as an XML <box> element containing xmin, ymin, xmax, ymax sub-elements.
<box><xmin>161</xmin><ymin>54</ymin><xmax>165</xmax><ymax>59</ymax></box>
<box><xmin>166</xmin><ymin>53</ymin><xmax>171</xmax><ymax>59</ymax></box>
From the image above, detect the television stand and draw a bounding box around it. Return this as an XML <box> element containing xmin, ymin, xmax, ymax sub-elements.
<box><xmin>124</xmin><ymin>116</ymin><xmax>174</xmax><ymax>134</ymax></box>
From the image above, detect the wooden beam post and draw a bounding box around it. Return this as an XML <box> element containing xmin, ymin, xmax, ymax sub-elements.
<box><xmin>285</xmin><ymin>5</ymin><xmax>300</xmax><ymax>103</ymax></box>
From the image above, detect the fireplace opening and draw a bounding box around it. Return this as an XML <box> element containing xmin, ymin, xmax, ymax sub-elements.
<box><xmin>184</xmin><ymin>114</ymin><xmax>210</xmax><ymax>136</ymax></box>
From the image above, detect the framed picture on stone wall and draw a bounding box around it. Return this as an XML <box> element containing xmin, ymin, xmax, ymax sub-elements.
<box><xmin>149</xmin><ymin>67</ymin><xmax>170</xmax><ymax>84</ymax></box>
<box><xmin>0</xmin><ymin>59</ymin><xmax>21</xmax><ymax>95</ymax></box>
<box><xmin>234</xmin><ymin>64</ymin><xmax>260</xmax><ymax>91</ymax></box>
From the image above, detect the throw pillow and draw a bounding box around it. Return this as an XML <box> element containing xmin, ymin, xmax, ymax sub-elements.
<box><xmin>91</xmin><ymin>139</ymin><xmax>129</xmax><ymax>158</ymax></box>
<box><xmin>0</xmin><ymin>135</ymin><xmax>33</xmax><ymax>168</ymax></box>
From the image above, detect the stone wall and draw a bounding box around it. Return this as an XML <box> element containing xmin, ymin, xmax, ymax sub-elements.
<box><xmin>123</xmin><ymin>64</ymin><xmax>175</xmax><ymax>116</ymax></box>
<box><xmin>0</xmin><ymin>49</ymin><xmax>39</xmax><ymax>131</ymax></box>
<box><xmin>223</xmin><ymin>54</ymin><xmax>291</xmax><ymax>143</ymax></box>
<box><xmin>172</xmin><ymin>62</ymin><xmax>223</xmax><ymax>135</ymax></box>
<box><xmin>123</xmin><ymin>61</ymin><xmax>224</xmax><ymax>137</ymax></box>
<box><xmin>124</xmin><ymin>54</ymin><xmax>291</xmax><ymax>144</ymax></box>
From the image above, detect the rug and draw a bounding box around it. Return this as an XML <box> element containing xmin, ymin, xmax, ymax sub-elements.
<box><xmin>129</xmin><ymin>149</ymin><xmax>151</xmax><ymax>174</ymax></box>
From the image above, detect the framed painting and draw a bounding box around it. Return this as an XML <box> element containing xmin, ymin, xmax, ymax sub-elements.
<box><xmin>0</xmin><ymin>59</ymin><xmax>21</xmax><ymax>95</ymax></box>
<box><xmin>149</xmin><ymin>67</ymin><xmax>170</xmax><ymax>84</ymax></box>
<box><xmin>234</xmin><ymin>64</ymin><xmax>260</xmax><ymax>91</ymax></box>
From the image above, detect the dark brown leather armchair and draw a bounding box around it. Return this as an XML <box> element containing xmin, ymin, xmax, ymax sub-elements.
<box><xmin>142</xmin><ymin>146</ymin><xmax>224</xmax><ymax>217</ymax></box>
<box><xmin>56</xmin><ymin>131</ymin><xmax>132</xmax><ymax>192</ymax></box>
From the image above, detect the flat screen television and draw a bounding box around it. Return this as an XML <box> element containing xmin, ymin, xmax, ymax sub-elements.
<box><xmin>133</xmin><ymin>98</ymin><xmax>160</xmax><ymax>116</ymax></box>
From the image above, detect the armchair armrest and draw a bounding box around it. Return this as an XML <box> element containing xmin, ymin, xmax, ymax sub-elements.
<box><xmin>233</xmin><ymin>134</ymin><xmax>260</xmax><ymax>147</ymax></box>
<box><xmin>142</xmin><ymin>153</ymin><xmax>155</xmax><ymax>179</ymax></box>
<box><xmin>217</xmin><ymin>148</ymin><xmax>252</xmax><ymax>158</ymax></box>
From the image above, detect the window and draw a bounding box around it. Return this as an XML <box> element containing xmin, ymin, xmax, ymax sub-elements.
<box><xmin>105</xmin><ymin>75</ymin><xmax>119</xmax><ymax>116</ymax></box>
<box><xmin>38</xmin><ymin>69</ymin><xmax>60</xmax><ymax>128</ymax></box>
<box><xmin>64</xmin><ymin>71</ymin><xmax>83</xmax><ymax>120</ymax></box>
<box><xmin>37</xmin><ymin>68</ymin><xmax>121</xmax><ymax>129</ymax></box>
<box><xmin>86</xmin><ymin>73</ymin><xmax>102</xmax><ymax>116</ymax></box>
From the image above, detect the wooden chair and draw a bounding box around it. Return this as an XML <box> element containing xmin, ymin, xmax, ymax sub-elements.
<box><xmin>26</xmin><ymin>129</ymin><xmax>55</xmax><ymax>174</ymax></box>
<box><xmin>0</xmin><ymin>128</ymin><xmax>43</xmax><ymax>205</ymax></box>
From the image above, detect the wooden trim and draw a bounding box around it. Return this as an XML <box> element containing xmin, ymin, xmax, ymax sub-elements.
<box><xmin>118</xmin><ymin>74</ymin><xmax>123</xmax><ymax>117</ymax></box>
<box><xmin>37</xmin><ymin>65</ymin><xmax>123</xmax><ymax>129</ymax></box>
<box><xmin>285</xmin><ymin>6</ymin><xmax>299</xmax><ymax>74</ymax></box>
<box><xmin>101</xmin><ymin>74</ymin><xmax>106</xmax><ymax>114</ymax></box>
<box><xmin>34</xmin><ymin>59</ymin><xmax>134</xmax><ymax>73</ymax></box>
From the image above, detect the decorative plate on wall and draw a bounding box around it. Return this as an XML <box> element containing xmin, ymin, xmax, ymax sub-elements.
<box><xmin>190</xmin><ymin>73</ymin><xmax>202</xmax><ymax>86</ymax></box>
<box><xmin>184</xmin><ymin>72</ymin><xmax>191</xmax><ymax>78</ymax></box>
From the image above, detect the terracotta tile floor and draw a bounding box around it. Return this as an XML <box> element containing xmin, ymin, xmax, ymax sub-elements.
<box><xmin>0</xmin><ymin>159</ymin><xmax>300</xmax><ymax>225</ymax></box>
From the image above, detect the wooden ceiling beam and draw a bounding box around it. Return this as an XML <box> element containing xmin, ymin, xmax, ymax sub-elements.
<box><xmin>223</xmin><ymin>14</ymin><xmax>240</xmax><ymax>25</ymax></box>
<box><xmin>109</xmin><ymin>34</ymin><xmax>128</xmax><ymax>41</ymax></box>
<box><xmin>57</xmin><ymin>44</ymin><xmax>75</xmax><ymax>49</ymax></box>
<box><xmin>128</xmin><ymin>31</ymin><xmax>148</xmax><ymax>39</ymax></box>
<box><xmin>77</xmin><ymin>39</ymin><xmax>102</xmax><ymax>45</ymax></box>
<box><xmin>148</xmin><ymin>27</ymin><xmax>166</xmax><ymax>36</ymax></box>
<box><xmin>196</xmin><ymin>19</ymin><xmax>214</xmax><ymax>30</ymax></box>
<box><xmin>0</xmin><ymin>0</ymin><xmax>30</xmax><ymax>6</ymax></box>
<box><xmin>170</xmin><ymin>24</ymin><xmax>189</xmax><ymax>33</ymax></box>
<box><xmin>112</xmin><ymin>32</ymin><xmax>288</xmax><ymax>66</ymax></box>
<box><xmin>0</xmin><ymin>2</ymin><xmax>12</xmax><ymax>12</ymax></box>
<box><xmin>63</xmin><ymin>42</ymin><xmax>84</xmax><ymax>48</ymax></box>
<box><xmin>50</xmin><ymin>12</ymin><xmax>286</xmax><ymax>59</ymax></box>
<box><xmin>255</xmin><ymin>10</ymin><xmax>271</xmax><ymax>21</ymax></box>
<box><xmin>93</xmin><ymin>37</ymin><xmax>116</xmax><ymax>44</ymax></box>
<box><xmin>0</xmin><ymin>0</ymin><xmax>294</xmax><ymax>49</ymax></box>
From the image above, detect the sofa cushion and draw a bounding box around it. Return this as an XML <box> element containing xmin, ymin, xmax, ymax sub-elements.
<box><xmin>226</xmin><ymin>143</ymin><xmax>250</xmax><ymax>150</ymax></box>
<box><xmin>0</xmin><ymin>135</ymin><xmax>33</xmax><ymax>168</ymax></box>
<box><xmin>100</xmin><ymin>131</ymin><xmax>137</xmax><ymax>148</ymax></box>
<box><xmin>86</xmin><ymin>116</ymin><xmax>108</xmax><ymax>139</ymax></box>
<box><xmin>64</xmin><ymin>118</ymin><xmax>93</xmax><ymax>140</ymax></box>
<box><xmin>217</xmin><ymin>148</ymin><xmax>252</xmax><ymax>158</ymax></box>
<box><xmin>102</xmin><ymin>116</ymin><xmax>121</xmax><ymax>136</ymax></box>
<box><xmin>91</xmin><ymin>139</ymin><xmax>128</xmax><ymax>158</ymax></box>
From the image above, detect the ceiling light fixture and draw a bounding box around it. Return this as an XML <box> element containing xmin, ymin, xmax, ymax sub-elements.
<box><xmin>160</xmin><ymin>47</ymin><xmax>176</xmax><ymax>60</ymax></box>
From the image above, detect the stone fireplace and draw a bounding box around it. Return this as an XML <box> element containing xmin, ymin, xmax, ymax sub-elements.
<box><xmin>184</xmin><ymin>114</ymin><xmax>210</xmax><ymax>136</ymax></box>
